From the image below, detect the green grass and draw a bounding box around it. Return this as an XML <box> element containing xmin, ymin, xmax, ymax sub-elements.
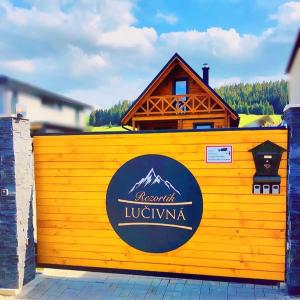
<box><xmin>85</xmin><ymin>125</ymin><xmax>128</xmax><ymax>132</ymax></box>
<box><xmin>239</xmin><ymin>114</ymin><xmax>282</xmax><ymax>127</ymax></box>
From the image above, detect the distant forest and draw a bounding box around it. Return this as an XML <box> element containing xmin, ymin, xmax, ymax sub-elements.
<box><xmin>89</xmin><ymin>80</ymin><xmax>288</xmax><ymax>126</ymax></box>
<box><xmin>89</xmin><ymin>100</ymin><xmax>131</xmax><ymax>126</ymax></box>
<box><xmin>215</xmin><ymin>80</ymin><xmax>288</xmax><ymax>115</ymax></box>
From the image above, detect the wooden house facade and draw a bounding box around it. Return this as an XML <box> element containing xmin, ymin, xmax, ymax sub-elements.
<box><xmin>121</xmin><ymin>53</ymin><xmax>239</xmax><ymax>130</ymax></box>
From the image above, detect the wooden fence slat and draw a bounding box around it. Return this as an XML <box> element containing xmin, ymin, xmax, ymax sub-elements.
<box><xmin>36</xmin><ymin>256</ymin><xmax>284</xmax><ymax>280</ymax></box>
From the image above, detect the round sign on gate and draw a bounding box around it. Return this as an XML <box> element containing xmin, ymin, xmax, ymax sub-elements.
<box><xmin>106</xmin><ymin>154</ymin><xmax>203</xmax><ymax>253</ymax></box>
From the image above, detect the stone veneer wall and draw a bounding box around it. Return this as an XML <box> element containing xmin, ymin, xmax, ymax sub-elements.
<box><xmin>0</xmin><ymin>117</ymin><xmax>35</xmax><ymax>292</ymax></box>
<box><xmin>285</xmin><ymin>107</ymin><xmax>300</xmax><ymax>295</ymax></box>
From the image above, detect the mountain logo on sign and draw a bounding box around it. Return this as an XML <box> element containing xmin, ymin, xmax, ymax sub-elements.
<box><xmin>128</xmin><ymin>168</ymin><xmax>181</xmax><ymax>195</ymax></box>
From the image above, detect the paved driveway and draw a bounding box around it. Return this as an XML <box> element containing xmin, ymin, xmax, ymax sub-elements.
<box><xmin>2</xmin><ymin>269</ymin><xmax>299</xmax><ymax>300</ymax></box>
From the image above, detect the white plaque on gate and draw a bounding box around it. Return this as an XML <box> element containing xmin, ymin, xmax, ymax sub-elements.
<box><xmin>205</xmin><ymin>145</ymin><xmax>232</xmax><ymax>163</ymax></box>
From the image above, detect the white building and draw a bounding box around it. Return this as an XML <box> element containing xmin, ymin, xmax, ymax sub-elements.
<box><xmin>0</xmin><ymin>75</ymin><xmax>93</xmax><ymax>134</ymax></box>
<box><xmin>286</xmin><ymin>30</ymin><xmax>300</xmax><ymax>108</ymax></box>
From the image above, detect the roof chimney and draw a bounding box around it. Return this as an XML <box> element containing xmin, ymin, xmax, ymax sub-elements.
<box><xmin>202</xmin><ymin>63</ymin><xmax>210</xmax><ymax>85</ymax></box>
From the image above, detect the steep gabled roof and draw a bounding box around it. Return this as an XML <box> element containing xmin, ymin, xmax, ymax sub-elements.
<box><xmin>286</xmin><ymin>30</ymin><xmax>300</xmax><ymax>73</ymax></box>
<box><xmin>121</xmin><ymin>53</ymin><xmax>238</xmax><ymax>124</ymax></box>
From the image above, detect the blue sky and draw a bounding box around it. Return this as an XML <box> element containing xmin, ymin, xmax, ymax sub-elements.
<box><xmin>0</xmin><ymin>0</ymin><xmax>299</xmax><ymax>108</ymax></box>
<box><xmin>136</xmin><ymin>0</ymin><xmax>284</xmax><ymax>34</ymax></box>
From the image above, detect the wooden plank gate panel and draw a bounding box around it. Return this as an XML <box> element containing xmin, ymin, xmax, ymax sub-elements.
<box><xmin>33</xmin><ymin>129</ymin><xmax>287</xmax><ymax>281</ymax></box>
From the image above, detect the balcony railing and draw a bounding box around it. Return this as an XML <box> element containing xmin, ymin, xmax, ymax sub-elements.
<box><xmin>135</xmin><ymin>94</ymin><xmax>224</xmax><ymax>116</ymax></box>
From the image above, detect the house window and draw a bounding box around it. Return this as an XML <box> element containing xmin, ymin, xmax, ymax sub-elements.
<box><xmin>174</xmin><ymin>79</ymin><xmax>188</xmax><ymax>95</ymax></box>
<box><xmin>173</xmin><ymin>79</ymin><xmax>188</xmax><ymax>111</ymax></box>
<box><xmin>194</xmin><ymin>123</ymin><xmax>213</xmax><ymax>129</ymax></box>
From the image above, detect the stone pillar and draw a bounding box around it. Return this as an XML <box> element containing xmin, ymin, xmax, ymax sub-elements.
<box><xmin>0</xmin><ymin>117</ymin><xmax>35</xmax><ymax>296</ymax></box>
<box><xmin>284</xmin><ymin>107</ymin><xmax>300</xmax><ymax>295</ymax></box>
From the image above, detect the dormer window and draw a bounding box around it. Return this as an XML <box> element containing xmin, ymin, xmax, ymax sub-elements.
<box><xmin>174</xmin><ymin>79</ymin><xmax>188</xmax><ymax>95</ymax></box>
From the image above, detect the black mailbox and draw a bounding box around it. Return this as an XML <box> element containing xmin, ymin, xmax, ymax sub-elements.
<box><xmin>249</xmin><ymin>140</ymin><xmax>286</xmax><ymax>194</ymax></box>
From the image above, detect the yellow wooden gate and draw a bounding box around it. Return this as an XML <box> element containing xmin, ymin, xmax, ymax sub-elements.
<box><xmin>33</xmin><ymin>128</ymin><xmax>287</xmax><ymax>281</ymax></box>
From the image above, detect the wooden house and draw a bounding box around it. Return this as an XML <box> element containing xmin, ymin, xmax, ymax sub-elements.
<box><xmin>121</xmin><ymin>53</ymin><xmax>239</xmax><ymax>130</ymax></box>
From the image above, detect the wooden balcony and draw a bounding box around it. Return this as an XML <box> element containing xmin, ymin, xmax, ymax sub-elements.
<box><xmin>135</xmin><ymin>94</ymin><xmax>225</xmax><ymax>116</ymax></box>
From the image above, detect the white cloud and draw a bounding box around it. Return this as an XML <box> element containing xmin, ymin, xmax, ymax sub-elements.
<box><xmin>0</xmin><ymin>0</ymin><xmax>157</xmax><ymax>93</ymax></box>
<box><xmin>156</xmin><ymin>10</ymin><xmax>178</xmax><ymax>24</ymax></box>
<box><xmin>67</xmin><ymin>46</ymin><xmax>108</xmax><ymax>77</ymax></box>
<box><xmin>160</xmin><ymin>27</ymin><xmax>263</xmax><ymax>59</ymax></box>
<box><xmin>0</xmin><ymin>0</ymin><xmax>152</xmax><ymax>56</ymax></box>
<box><xmin>0</xmin><ymin>59</ymin><xmax>36</xmax><ymax>74</ymax></box>
<box><xmin>66</xmin><ymin>76</ymin><xmax>147</xmax><ymax>108</ymax></box>
<box><xmin>270</xmin><ymin>1</ymin><xmax>300</xmax><ymax>26</ymax></box>
<box><xmin>267</xmin><ymin>1</ymin><xmax>300</xmax><ymax>43</ymax></box>
<box><xmin>99</xmin><ymin>26</ymin><xmax>157</xmax><ymax>53</ymax></box>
